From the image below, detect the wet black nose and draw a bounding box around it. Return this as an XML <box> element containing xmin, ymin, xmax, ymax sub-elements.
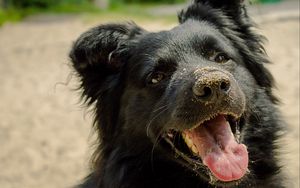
<box><xmin>193</xmin><ymin>70</ymin><xmax>231</xmax><ymax>103</ymax></box>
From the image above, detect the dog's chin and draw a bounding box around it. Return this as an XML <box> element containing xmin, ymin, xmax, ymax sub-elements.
<box><xmin>161</xmin><ymin>113</ymin><xmax>248</xmax><ymax>187</ymax></box>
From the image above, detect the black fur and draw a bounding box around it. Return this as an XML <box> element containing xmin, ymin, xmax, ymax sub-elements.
<box><xmin>70</xmin><ymin>0</ymin><xmax>284</xmax><ymax>187</ymax></box>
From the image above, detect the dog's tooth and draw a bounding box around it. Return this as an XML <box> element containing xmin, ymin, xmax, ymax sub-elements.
<box><xmin>191</xmin><ymin>145</ymin><xmax>198</xmax><ymax>154</ymax></box>
<box><xmin>182</xmin><ymin>132</ymin><xmax>195</xmax><ymax>149</ymax></box>
<box><xmin>185</xmin><ymin>136</ymin><xmax>194</xmax><ymax>148</ymax></box>
<box><xmin>226</xmin><ymin>120</ymin><xmax>235</xmax><ymax>137</ymax></box>
<box><xmin>226</xmin><ymin>120</ymin><xmax>231</xmax><ymax>125</ymax></box>
<box><xmin>182</xmin><ymin>132</ymin><xmax>186</xmax><ymax>139</ymax></box>
<box><xmin>167</xmin><ymin>132</ymin><xmax>174</xmax><ymax>138</ymax></box>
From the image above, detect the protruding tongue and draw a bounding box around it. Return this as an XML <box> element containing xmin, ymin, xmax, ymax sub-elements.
<box><xmin>183</xmin><ymin>115</ymin><xmax>248</xmax><ymax>182</ymax></box>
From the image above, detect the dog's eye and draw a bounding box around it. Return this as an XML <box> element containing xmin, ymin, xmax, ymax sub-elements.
<box><xmin>149</xmin><ymin>72</ymin><xmax>165</xmax><ymax>85</ymax></box>
<box><xmin>213</xmin><ymin>52</ymin><xmax>231</xmax><ymax>63</ymax></box>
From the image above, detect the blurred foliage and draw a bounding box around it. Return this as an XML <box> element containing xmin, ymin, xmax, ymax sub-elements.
<box><xmin>111</xmin><ymin>0</ymin><xmax>185</xmax><ymax>5</ymax></box>
<box><xmin>0</xmin><ymin>0</ymin><xmax>99</xmax><ymax>25</ymax></box>
<box><xmin>4</xmin><ymin>0</ymin><xmax>94</xmax><ymax>9</ymax></box>
<box><xmin>7</xmin><ymin>0</ymin><xmax>57</xmax><ymax>8</ymax></box>
<box><xmin>3</xmin><ymin>0</ymin><xmax>185</xmax><ymax>9</ymax></box>
<box><xmin>0</xmin><ymin>8</ymin><xmax>23</xmax><ymax>25</ymax></box>
<box><xmin>126</xmin><ymin>0</ymin><xmax>184</xmax><ymax>2</ymax></box>
<box><xmin>109</xmin><ymin>0</ymin><xmax>185</xmax><ymax>8</ymax></box>
<box><xmin>0</xmin><ymin>0</ymin><xmax>185</xmax><ymax>26</ymax></box>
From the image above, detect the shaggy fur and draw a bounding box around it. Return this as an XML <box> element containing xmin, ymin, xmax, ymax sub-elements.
<box><xmin>70</xmin><ymin>0</ymin><xmax>285</xmax><ymax>187</ymax></box>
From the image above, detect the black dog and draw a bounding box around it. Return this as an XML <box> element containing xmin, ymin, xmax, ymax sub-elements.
<box><xmin>70</xmin><ymin>0</ymin><xmax>285</xmax><ymax>187</ymax></box>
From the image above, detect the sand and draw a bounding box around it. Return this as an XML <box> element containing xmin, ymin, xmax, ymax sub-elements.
<box><xmin>0</xmin><ymin>13</ymin><xmax>298</xmax><ymax>188</ymax></box>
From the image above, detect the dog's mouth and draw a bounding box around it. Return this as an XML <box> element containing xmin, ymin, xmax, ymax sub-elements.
<box><xmin>163</xmin><ymin>114</ymin><xmax>248</xmax><ymax>185</ymax></box>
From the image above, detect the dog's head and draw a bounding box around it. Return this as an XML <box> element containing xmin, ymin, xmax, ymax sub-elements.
<box><xmin>70</xmin><ymin>0</ymin><xmax>275</xmax><ymax>186</ymax></box>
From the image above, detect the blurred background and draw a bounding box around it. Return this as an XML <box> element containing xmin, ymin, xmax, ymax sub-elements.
<box><xmin>0</xmin><ymin>0</ymin><xmax>299</xmax><ymax>188</ymax></box>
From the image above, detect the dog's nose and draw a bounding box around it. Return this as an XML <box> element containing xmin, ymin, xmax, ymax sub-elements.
<box><xmin>193</xmin><ymin>69</ymin><xmax>231</xmax><ymax>103</ymax></box>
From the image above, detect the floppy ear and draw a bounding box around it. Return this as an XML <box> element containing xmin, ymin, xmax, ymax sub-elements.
<box><xmin>69</xmin><ymin>22</ymin><xmax>145</xmax><ymax>104</ymax></box>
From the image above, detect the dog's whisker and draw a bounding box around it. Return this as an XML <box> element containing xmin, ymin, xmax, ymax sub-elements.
<box><xmin>152</xmin><ymin>104</ymin><xmax>170</xmax><ymax>113</ymax></box>
<box><xmin>150</xmin><ymin>128</ymin><xmax>165</xmax><ymax>172</ymax></box>
<box><xmin>146</xmin><ymin>106</ymin><xmax>170</xmax><ymax>137</ymax></box>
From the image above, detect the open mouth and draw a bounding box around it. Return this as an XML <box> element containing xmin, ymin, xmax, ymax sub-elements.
<box><xmin>163</xmin><ymin>114</ymin><xmax>248</xmax><ymax>184</ymax></box>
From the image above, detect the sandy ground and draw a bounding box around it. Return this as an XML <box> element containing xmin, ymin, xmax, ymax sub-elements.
<box><xmin>0</xmin><ymin>10</ymin><xmax>299</xmax><ymax>188</ymax></box>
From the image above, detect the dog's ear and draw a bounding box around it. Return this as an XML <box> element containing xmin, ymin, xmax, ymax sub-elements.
<box><xmin>179</xmin><ymin>0</ymin><xmax>246</xmax><ymax>23</ymax></box>
<box><xmin>193</xmin><ymin>0</ymin><xmax>244</xmax><ymax>16</ymax></box>
<box><xmin>69</xmin><ymin>22</ymin><xmax>145</xmax><ymax>104</ymax></box>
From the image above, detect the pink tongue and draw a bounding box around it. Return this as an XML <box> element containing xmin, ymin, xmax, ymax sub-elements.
<box><xmin>184</xmin><ymin>115</ymin><xmax>248</xmax><ymax>182</ymax></box>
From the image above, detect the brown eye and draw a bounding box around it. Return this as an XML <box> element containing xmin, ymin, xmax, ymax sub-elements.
<box><xmin>214</xmin><ymin>52</ymin><xmax>230</xmax><ymax>63</ymax></box>
<box><xmin>149</xmin><ymin>72</ymin><xmax>165</xmax><ymax>84</ymax></box>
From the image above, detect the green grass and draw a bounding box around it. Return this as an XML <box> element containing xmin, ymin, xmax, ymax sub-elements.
<box><xmin>0</xmin><ymin>1</ymin><xmax>98</xmax><ymax>26</ymax></box>
<box><xmin>0</xmin><ymin>8</ymin><xmax>23</xmax><ymax>26</ymax></box>
<box><xmin>0</xmin><ymin>3</ymin><xmax>178</xmax><ymax>26</ymax></box>
<box><xmin>93</xmin><ymin>4</ymin><xmax>177</xmax><ymax>22</ymax></box>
